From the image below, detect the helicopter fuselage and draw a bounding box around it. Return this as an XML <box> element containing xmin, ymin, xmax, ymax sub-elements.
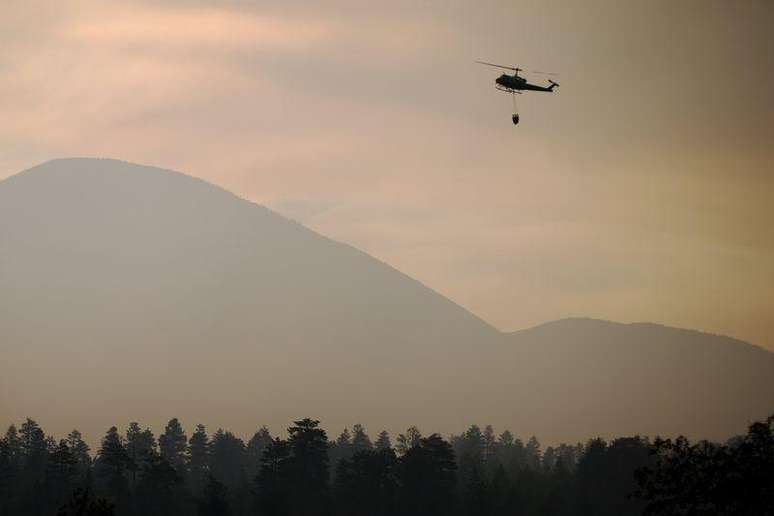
<box><xmin>496</xmin><ymin>73</ymin><xmax>556</xmax><ymax>92</ymax></box>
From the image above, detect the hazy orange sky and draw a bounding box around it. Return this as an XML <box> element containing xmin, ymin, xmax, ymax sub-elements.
<box><xmin>2</xmin><ymin>0</ymin><xmax>773</xmax><ymax>349</ymax></box>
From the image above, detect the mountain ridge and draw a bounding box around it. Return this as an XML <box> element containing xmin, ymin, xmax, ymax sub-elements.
<box><xmin>511</xmin><ymin>317</ymin><xmax>772</xmax><ymax>354</ymax></box>
<box><xmin>1</xmin><ymin>158</ymin><xmax>772</xmax><ymax>446</ymax></box>
<box><xmin>3</xmin><ymin>157</ymin><xmax>497</xmax><ymax>335</ymax></box>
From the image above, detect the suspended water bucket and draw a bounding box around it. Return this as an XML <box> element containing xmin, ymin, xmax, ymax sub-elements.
<box><xmin>511</xmin><ymin>93</ymin><xmax>519</xmax><ymax>125</ymax></box>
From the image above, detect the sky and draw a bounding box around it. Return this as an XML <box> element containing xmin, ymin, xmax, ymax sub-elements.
<box><xmin>2</xmin><ymin>0</ymin><xmax>773</xmax><ymax>350</ymax></box>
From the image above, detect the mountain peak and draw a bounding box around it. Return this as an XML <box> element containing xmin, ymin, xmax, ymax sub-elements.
<box><xmin>0</xmin><ymin>158</ymin><xmax>500</xmax><ymax>444</ymax></box>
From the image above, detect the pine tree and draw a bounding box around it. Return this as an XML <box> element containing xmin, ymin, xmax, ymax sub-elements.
<box><xmin>0</xmin><ymin>425</ymin><xmax>22</xmax><ymax>514</ymax></box>
<box><xmin>351</xmin><ymin>424</ymin><xmax>373</xmax><ymax>453</ymax></box>
<box><xmin>334</xmin><ymin>447</ymin><xmax>397</xmax><ymax>516</ymax></box>
<box><xmin>398</xmin><ymin>433</ymin><xmax>457</xmax><ymax>516</ymax></box>
<box><xmin>483</xmin><ymin>425</ymin><xmax>496</xmax><ymax>467</ymax></box>
<box><xmin>19</xmin><ymin>418</ymin><xmax>48</xmax><ymax>476</ymax></box>
<box><xmin>334</xmin><ymin>428</ymin><xmax>353</xmax><ymax>455</ymax></box>
<box><xmin>454</xmin><ymin>425</ymin><xmax>488</xmax><ymax>516</ymax></box>
<box><xmin>395</xmin><ymin>426</ymin><xmax>422</xmax><ymax>456</ymax></box>
<box><xmin>255</xmin><ymin>438</ymin><xmax>291</xmax><ymax>516</ymax></box>
<box><xmin>159</xmin><ymin>418</ymin><xmax>187</xmax><ymax>477</ymax></box>
<box><xmin>329</xmin><ymin>427</ymin><xmax>353</xmax><ymax>476</ymax></box>
<box><xmin>525</xmin><ymin>436</ymin><xmax>541</xmax><ymax>470</ymax></box>
<box><xmin>126</xmin><ymin>422</ymin><xmax>156</xmax><ymax>488</ymax></box>
<box><xmin>542</xmin><ymin>446</ymin><xmax>557</xmax><ymax>473</ymax></box>
<box><xmin>188</xmin><ymin>424</ymin><xmax>210</xmax><ymax>494</ymax></box>
<box><xmin>287</xmin><ymin>418</ymin><xmax>330</xmax><ymax>516</ymax></box>
<box><xmin>17</xmin><ymin>418</ymin><xmax>48</xmax><ymax>514</ymax></box>
<box><xmin>209</xmin><ymin>429</ymin><xmax>246</xmax><ymax>489</ymax></box>
<box><xmin>65</xmin><ymin>430</ymin><xmax>92</xmax><ymax>479</ymax></box>
<box><xmin>135</xmin><ymin>451</ymin><xmax>182</xmax><ymax>516</ymax></box>
<box><xmin>94</xmin><ymin>426</ymin><xmax>132</xmax><ymax>507</ymax></box>
<box><xmin>375</xmin><ymin>430</ymin><xmax>392</xmax><ymax>451</ymax></box>
<box><xmin>246</xmin><ymin>426</ymin><xmax>272</xmax><ymax>478</ymax></box>
<box><xmin>44</xmin><ymin>440</ymin><xmax>79</xmax><ymax>513</ymax></box>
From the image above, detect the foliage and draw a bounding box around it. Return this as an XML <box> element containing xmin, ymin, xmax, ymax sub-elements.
<box><xmin>0</xmin><ymin>414</ymin><xmax>770</xmax><ymax>516</ymax></box>
<box><xmin>633</xmin><ymin>415</ymin><xmax>774</xmax><ymax>515</ymax></box>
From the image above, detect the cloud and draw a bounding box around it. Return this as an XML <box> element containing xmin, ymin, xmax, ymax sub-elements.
<box><xmin>62</xmin><ymin>4</ymin><xmax>331</xmax><ymax>53</ymax></box>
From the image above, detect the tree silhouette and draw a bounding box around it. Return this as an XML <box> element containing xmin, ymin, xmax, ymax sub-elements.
<box><xmin>334</xmin><ymin>448</ymin><xmax>397</xmax><ymax>516</ymax></box>
<box><xmin>0</xmin><ymin>414</ymin><xmax>770</xmax><ymax>516</ymax></box>
<box><xmin>188</xmin><ymin>424</ymin><xmax>210</xmax><ymax>494</ymax></box>
<box><xmin>255</xmin><ymin>437</ymin><xmax>291</xmax><ymax>516</ymax></box>
<box><xmin>634</xmin><ymin>415</ymin><xmax>774</xmax><ymax>515</ymax></box>
<box><xmin>375</xmin><ymin>430</ymin><xmax>392</xmax><ymax>451</ymax></box>
<box><xmin>453</xmin><ymin>425</ymin><xmax>489</xmax><ymax>516</ymax></box>
<box><xmin>246</xmin><ymin>426</ymin><xmax>272</xmax><ymax>480</ymax></box>
<box><xmin>209</xmin><ymin>429</ymin><xmax>246</xmax><ymax>489</ymax></box>
<box><xmin>351</xmin><ymin>424</ymin><xmax>373</xmax><ymax>453</ymax></box>
<box><xmin>287</xmin><ymin>418</ymin><xmax>330</xmax><ymax>516</ymax></box>
<box><xmin>395</xmin><ymin>426</ymin><xmax>422</xmax><ymax>456</ymax></box>
<box><xmin>159</xmin><ymin>418</ymin><xmax>187</xmax><ymax>476</ymax></box>
<box><xmin>0</xmin><ymin>425</ymin><xmax>22</xmax><ymax>514</ymax></box>
<box><xmin>329</xmin><ymin>427</ymin><xmax>353</xmax><ymax>475</ymax></box>
<box><xmin>65</xmin><ymin>430</ymin><xmax>92</xmax><ymax>481</ymax></box>
<box><xmin>94</xmin><ymin>426</ymin><xmax>132</xmax><ymax>509</ymax></box>
<box><xmin>398</xmin><ymin>433</ymin><xmax>457</xmax><ymax>516</ymax></box>
<box><xmin>135</xmin><ymin>451</ymin><xmax>183</xmax><ymax>516</ymax></box>
<box><xmin>44</xmin><ymin>440</ymin><xmax>79</xmax><ymax>514</ymax></box>
<box><xmin>125</xmin><ymin>422</ymin><xmax>156</xmax><ymax>490</ymax></box>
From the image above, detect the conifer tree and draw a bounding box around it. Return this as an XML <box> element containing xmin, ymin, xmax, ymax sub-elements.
<box><xmin>287</xmin><ymin>418</ymin><xmax>330</xmax><ymax>516</ymax></box>
<box><xmin>135</xmin><ymin>451</ymin><xmax>182</xmax><ymax>516</ymax></box>
<box><xmin>0</xmin><ymin>425</ymin><xmax>22</xmax><ymax>513</ymax></box>
<box><xmin>209</xmin><ymin>429</ymin><xmax>246</xmax><ymax>489</ymax></box>
<box><xmin>395</xmin><ymin>426</ymin><xmax>422</xmax><ymax>456</ymax></box>
<box><xmin>44</xmin><ymin>440</ymin><xmax>78</xmax><ymax>513</ymax></box>
<box><xmin>159</xmin><ymin>418</ymin><xmax>187</xmax><ymax>476</ymax></box>
<box><xmin>125</xmin><ymin>422</ymin><xmax>156</xmax><ymax>488</ymax></box>
<box><xmin>95</xmin><ymin>426</ymin><xmax>132</xmax><ymax>508</ymax></box>
<box><xmin>255</xmin><ymin>438</ymin><xmax>291</xmax><ymax>516</ymax></box>
<box><xmin>375</xmin><ymin>430</ymin><xmax>392</xmax><ymax>451</ymax></box>
<box><xmin>187</xmin><ymin>424</ymin><xmax>210</xmax><ymax>494</ymax></box>
<box><xmin>351</xmin><ymin>424</ymin><xmax>373</xmax><ymax>453</ymax></box>
<box><xmin>65</xmin><ymin>430</ymin><xmax>92</xmax><ymax>479</ymax></box>
<box><xmin>246</xmin><ymin>426</ymin><xmax>272</xmax><ymax>478</ymax></box>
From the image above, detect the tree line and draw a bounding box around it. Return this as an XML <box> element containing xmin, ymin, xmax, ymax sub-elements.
<box><xmin>0</xmin><ymin>414</ymin><xmax>771</xmax><ymax>516</ymax></box>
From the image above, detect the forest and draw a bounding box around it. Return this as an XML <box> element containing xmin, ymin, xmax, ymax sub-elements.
<box><xmin>0</xmin><ymin>414</ymin><xmax>772</xmax><ymax>516</ymax></box>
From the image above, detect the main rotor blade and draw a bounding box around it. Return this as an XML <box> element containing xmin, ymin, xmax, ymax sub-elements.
<box><xmin>530</xmin><ymin>69</ymin><xmax>559</xmax><ymax>76</ymax></box>
<box><xmin>475</xmin><ymin>60</ymin><xmax>521</xmax><ymax>71</ymax></box>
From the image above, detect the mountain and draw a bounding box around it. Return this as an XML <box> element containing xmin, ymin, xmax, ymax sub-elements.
<box><xmin>0</xmin><ymin>158</ymin><xmax>502</xmax><ymax>442</ymax></box>
<box><xmin>502</xmin><ymin>318</ymin><xmax>774</xmax><ymax>443</ymax></box>
<box><xmin>1</xmin><ymin>158</ymin><xmax>772</xmax><ymax>445</ymax></box>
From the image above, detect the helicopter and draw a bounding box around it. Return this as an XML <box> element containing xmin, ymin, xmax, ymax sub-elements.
<box><xmin>475</xmin><ymin>61</ymin><xmax>559</xmax><ymax>125</ymax></box>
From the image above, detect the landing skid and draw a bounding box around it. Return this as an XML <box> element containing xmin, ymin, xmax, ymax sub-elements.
<box><xmin>496</xmin><ymin>85</ymin><xmax>522</xmax><ymax>94</ymax></box>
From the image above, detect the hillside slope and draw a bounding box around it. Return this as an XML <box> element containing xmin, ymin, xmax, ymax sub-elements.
<box><xmin>0</xmin><ymin>158</ymin><xmax>501</xmax><ymax>441</ymax></box>
<box><xmin>502</xmin><ymin>318</ymin><xmax>774</xmax><ymax>442</ymax></box>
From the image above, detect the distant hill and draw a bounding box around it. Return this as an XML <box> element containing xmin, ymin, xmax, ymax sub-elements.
<box><xmin>501</xmin><ymin>318</ymin><xmax>774</xmax><ymax>443</ymax></box>
<box><xmin>1</xmin><ymin>158</ymin><xmax>772</xmax><ymax>444</ymax></box>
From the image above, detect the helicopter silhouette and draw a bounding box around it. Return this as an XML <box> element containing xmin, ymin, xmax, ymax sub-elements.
<box><xmin>476</xmin><ymin>61</ymin><xmax>559</xmax><ymax>125</ymax></box>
